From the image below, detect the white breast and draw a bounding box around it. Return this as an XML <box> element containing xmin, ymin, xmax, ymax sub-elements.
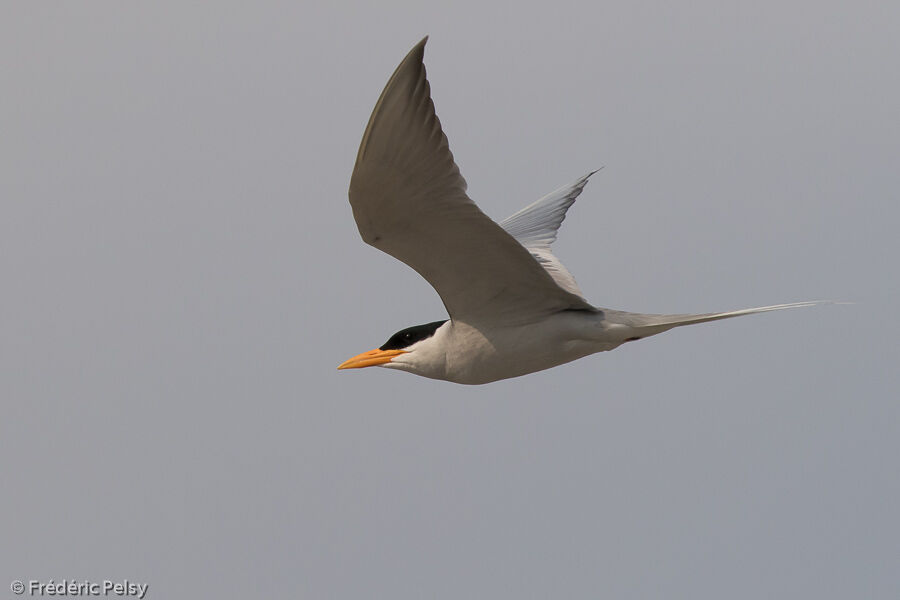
<box><xmin>384</xmin><ymin>312</ymin><xmax>626</xmax><ymax>385</ymax></box>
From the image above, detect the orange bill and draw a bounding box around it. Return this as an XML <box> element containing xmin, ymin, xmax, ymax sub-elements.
<box><xmin>337</xmin><ymin>348</ymin><xmax>407</xmax><ymax>370</ymax></box>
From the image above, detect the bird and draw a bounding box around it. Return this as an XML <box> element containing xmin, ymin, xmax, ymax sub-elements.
<box><xmin>337</xmin><ymin>37</ymin><xmax>821</xmax><ymax>385</ymax></box>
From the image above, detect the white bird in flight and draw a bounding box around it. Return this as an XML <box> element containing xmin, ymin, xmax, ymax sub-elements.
<box><xmin>338</xmin><ymin>37</ymin><xmax>820</xmax><ymax>384</ymax></box>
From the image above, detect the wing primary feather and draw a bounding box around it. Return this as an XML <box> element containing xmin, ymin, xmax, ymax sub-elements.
<box><xmin>500</xmin><ymin>169</ymin><xmax>601</xmax><ymax>247</ymax></box>
<box><xmin>348</xmin><ymin>38</ymin><xmax>596</xmax><ymax>324</ymax></box>
<box><xmin>499</xmin><ymin>170</ymin><xmax>603</xmax><ymax>299</ymax></box>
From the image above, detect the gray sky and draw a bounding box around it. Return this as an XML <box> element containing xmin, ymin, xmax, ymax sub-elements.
<box><xmin>2</xmin><ymin>1</ymin><xmax>898</xmax><ymax>598</ymax></box>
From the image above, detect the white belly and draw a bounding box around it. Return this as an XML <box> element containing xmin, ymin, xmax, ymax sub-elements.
<box><xmin>439</xmin><ymin>311</ymin><xmax>626</xmax><ymax>384</ymax></box>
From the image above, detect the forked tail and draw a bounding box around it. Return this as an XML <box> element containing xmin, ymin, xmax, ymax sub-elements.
<box><xmin>604</xmin><ymin>301</ymin><xmax>828</xmax><ymax>337</ymax></box>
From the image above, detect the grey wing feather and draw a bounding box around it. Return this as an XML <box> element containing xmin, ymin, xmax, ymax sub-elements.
<box><xmin>349</xmin><ymin>38</ymin><xmax>595</xmax><ymax>324</ymax></box>
<box><xmin>499</xmin><ymin>171</ymin><xmax>598</xmax><ymax>299</ymax></box>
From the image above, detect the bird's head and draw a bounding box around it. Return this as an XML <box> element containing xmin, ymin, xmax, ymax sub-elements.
<box><xmin>337</xmin><ymin>320</ymin><xmax>448</xmax><ymax>373</ymax></box>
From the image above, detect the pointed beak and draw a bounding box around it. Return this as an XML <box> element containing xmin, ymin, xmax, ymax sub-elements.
<box><xmin>337</xmin><ymin>348</ymin><xmax>408</xmax><ymax>370</ymax></box>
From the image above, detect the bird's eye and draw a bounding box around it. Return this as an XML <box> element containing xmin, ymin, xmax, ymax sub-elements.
<box><xmin>378</xmin><ymin>320</ymin><xmax>447</xmax><ymax>351</ymax></box>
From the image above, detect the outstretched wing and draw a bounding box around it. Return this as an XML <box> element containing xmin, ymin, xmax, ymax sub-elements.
<box><xmin>500</xmin><ymin>171</ymin><xmax>598</xmax><ymax>299</ymax></box>
<box><xmin>349</xmin><ymin>38</ymin><xmax>595</xmax><ymax>324</ymax></box>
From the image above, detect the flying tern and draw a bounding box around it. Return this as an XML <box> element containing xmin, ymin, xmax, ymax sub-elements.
<box><xmin>338</xmin><ymin>37</ymin><xmax>820</xmax><ymax>384</ymax></box>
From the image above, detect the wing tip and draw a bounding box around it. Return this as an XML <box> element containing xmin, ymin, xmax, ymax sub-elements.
<box><xmin>353</xmin><ymin>36</ymin><xmax>432</xmax><ymax>166</ymax></box>
<box><xmin>388</xmin><ymin>37</ymin><xmax>430</xmax><ymax>83</ymax></box>
<box><xmin>581</xmin><ymin>167</ymin><xmax>604</xmax><ymax>183</ymax></box>
<box><xmin>406</xmin><ymin>36</ymin><xmax>429</xmax><ymax>63</ymax></box>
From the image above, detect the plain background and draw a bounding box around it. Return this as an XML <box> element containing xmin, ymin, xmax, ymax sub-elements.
<box><xmin>2</xmin><ymin>2</ymin><xmax>897</xmax><ymax>598</ymax></box>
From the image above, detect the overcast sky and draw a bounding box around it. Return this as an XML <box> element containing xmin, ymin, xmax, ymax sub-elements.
<box><xmin>2</xmin><ymin>2</ymin><xmax>898</xmax><ymax>599</ymax></box>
